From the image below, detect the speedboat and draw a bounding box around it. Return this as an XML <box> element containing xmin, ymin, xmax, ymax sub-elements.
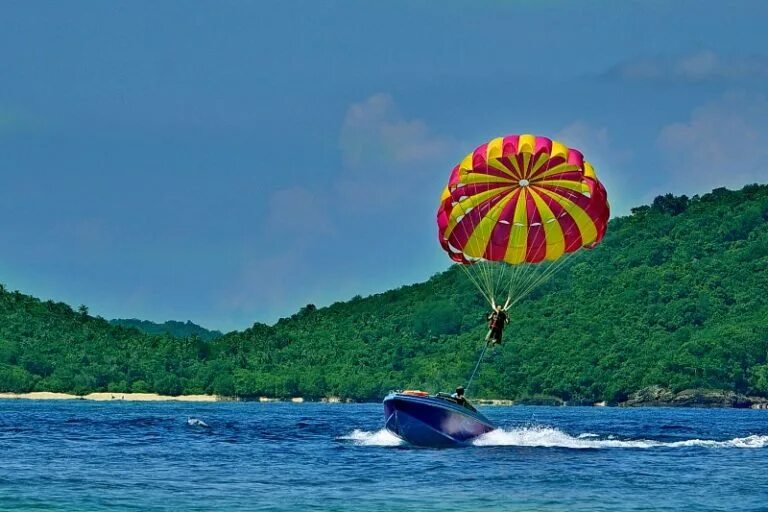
<box><xmin>383</xmin><ymin>390</ymin><xmax>496</xmax><ymax>447</ymax></box>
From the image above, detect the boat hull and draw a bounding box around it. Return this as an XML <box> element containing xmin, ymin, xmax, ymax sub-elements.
<box><xmin>383</xmin><ymin>392</ymin><xmax>495</xmax><ymax>447</ymax></box>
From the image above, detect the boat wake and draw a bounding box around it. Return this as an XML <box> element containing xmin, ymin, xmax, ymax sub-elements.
<box><xmin>340</xmin><ymin>428</ymin><xmax>404</xmax><ymax>446</ymax></box>
<box><xmin>473</xmin><ymin>426</ymin><xmax>768</xmax><ymax>449</ymax></box>
<box><xmin>341</xmin><ymin>426</ymin><xmax>768</xmax><ymax>449</ymax></box>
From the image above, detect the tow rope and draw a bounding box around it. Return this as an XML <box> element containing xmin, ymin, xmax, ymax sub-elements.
<box><xmin>464</xmin><ymin>339</ymin><xmax>491</xmax><ymax>395</ymax></box>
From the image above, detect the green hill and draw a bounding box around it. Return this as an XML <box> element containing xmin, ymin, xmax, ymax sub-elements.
<box><xmin>109</xmin><ymin>319</ymin><xmax>223</xmax><ymax>341</ymax></box>
<box><xmin>1</xmin><ymin>184</ymin><xmax>767</xmax><ymax>402</ymax></box>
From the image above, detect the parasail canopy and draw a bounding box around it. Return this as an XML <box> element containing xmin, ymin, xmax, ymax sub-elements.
<box><xmin>437</xmin><ymin>134</ymin><xmax>609</xmax><ymax>308</ymax></box>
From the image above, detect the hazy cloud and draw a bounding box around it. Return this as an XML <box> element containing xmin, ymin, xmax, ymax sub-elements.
<box><xmin>339</xmin><ymin>93</ymin><xmax>452</xmax><ymax>171</ymax></box>
<box><xmin>219</xmin><ymin>184</ymin><xmax>338</xmax><ymax>324</ymax></box>
<box><xmin>556</xmin><ymin>122</ymin><xmax>610</xmax><ymax>156</ymax></box>
<box><xmin>607</xmin><ymin>50</ymin><xmax>768</xmax><ymax>83</ymax></box>
<box><xmin>555</xmin><ymin>121</ymin><xmax>634</xmax><ymax>215</ymax></box>
<box><xmin>264</xmin><ymin>186</ymin><xmax>334</xmax><ymax>238</ymax></box>
<box><xmin>225</xmin><ymin>93</ymin><xmax>452</xmax><ymax>319</ymax></box>
<box><xmin>53</xmin><ymin>218</ymin><xmax>114</xmax><ymax>252</ymax></box>
<box><xmin>218</xmin><ymin>250</ymin><xmax>303</xmax><ymax>318</ymax></box>
<box><xmin>337</xmin><ymin>93</ymin><xmax>455</xmax><ymax>211</ymax></box>
<box><xmin>0</xmin><ymin>111</ymin><xmax>34</xmax><ymax>134</ymax></box>
<box><xmin>657</xmin><ymin>91</ymin><xmax>768</xmax><ymax>192</ymax></box>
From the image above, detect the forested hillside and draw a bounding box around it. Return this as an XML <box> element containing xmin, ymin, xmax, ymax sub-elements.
<box><xmin>1</xmin><ymin>184</ymin><xmax>767</xmax><ymax>402</ymax></box>
<box><xmin>109</xmin><ymin>319</ymin><xmax>223</xmax><ymax>341</ymax></box>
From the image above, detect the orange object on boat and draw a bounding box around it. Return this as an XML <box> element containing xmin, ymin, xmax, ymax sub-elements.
<box><xmin>402</xmin><ymin>390</ymin><xmax>429</xmax><ymax>397</ymax></box>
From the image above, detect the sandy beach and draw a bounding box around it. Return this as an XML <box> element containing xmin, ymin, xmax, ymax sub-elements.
<box><xmin>0</xmin><ymin>392</ymin><xmax>221</xmax><ymax>402</ymax></box>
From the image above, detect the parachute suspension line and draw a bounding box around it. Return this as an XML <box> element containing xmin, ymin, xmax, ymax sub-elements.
<box><xmin>507</xmin><ymin>258</ymin><xmax>529</xmax><ymax>302</ymax></box>
<box><xmin>455</xmin><ymin>206</ymin><xmax>495</xmax><ymax>308</ymax></box>
<box><xmin>452</xmin><ymin>179</ymin><xmax>500</xmax><ymax>308</ymax></box>
<box><xmin>500</xmin><ymin>204</ymin><xmax>585</xmax><ymax>310</ymax></box>
<box><xmin>506</xmin><ymin>252</ymin><xmax>575</xmax><ymax>310</ymax></box>
<box><xmin>459</xmin><ymin>251</ymin><xmax>554</xmax><ymax>310</ymax></box>
<box><xmin>501</xmin><ymin>265</ymin><xmax>522</xmax><ymax>309</ymax></box>
<box><xmin>484</xmin><ymin>265</ymin><xmax>495</xmax><ymax>304</ymax></box>
<box><xmin>493</xmin><ymin>260</ymin><xmax>509</xmax><ymax>304</ymax></box>
<box><xmin>506</xmin><ymin>261</ymin><xmax>544</xmax><ymax>308</ymax></box>
<box><xmin>453</xmin><ymin>175</ymin><xmax>587</xmax><ymax>310</ymax></box>
<box><xmin>462</xmin><ymin>236</ymin><xmax>579</xmax><ymax>312</ymax></box>
<box><xmin>457</xmin><ymin>263</ymin><xmax>494</xmax><ymax>307</ymax></box>
<box><xmin>501</xmin><ymin>157</ymin><xmax>537</xmax><ymax>306</ymax></box>
<box><xmin>478</xmin><ymin>262</ymin><xmax>494</xmax><ymax>306</ymax></box>
<box><xmin>465</xmin><ymin>340</ymin><xmax>491</xmax><ymax>395</ymax></box>
<box><xmin>514</xmin><ymin>208</ymin><xmax>590</xmax><ymax>304</ymax></box>
<box><xmin>502</xmin><ymin>259</ymin><xmax>531</xmax><ymax>308</ymax></box>
<box><xmin>485</xmin><ymin>174</ymin><xmax>507</xmax><ymax>304</ymax></box>
<box><xmin>507</xmin><ymin>264</ymin><xmax>548</xmax><ymax>308</ymax></box>
<box><xmin>458</xmin><ymin>171</ymin><xmax>528</xmax><ymax>307</ymax></box>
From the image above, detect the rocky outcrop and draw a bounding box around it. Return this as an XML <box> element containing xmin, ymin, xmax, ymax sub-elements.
<box><xmin>622</xmin><ymin>386</ymin><xmax>758</xmax><ymax>408</ymax></box>
<box><xmin>622</xmin><ymin>385</ymin><xmax>675</xmax><ymax>406</ymax></box>
<box><xmin>674</xmin><ymin>389</ymin><xmax>753</xmax><ymax>408</ymax></box>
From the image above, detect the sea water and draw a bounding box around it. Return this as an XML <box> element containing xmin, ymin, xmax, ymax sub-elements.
<box><xmin>0</xmin><ymin>400</ymin><xmax>766</xmax><ymax>511</ymax></box>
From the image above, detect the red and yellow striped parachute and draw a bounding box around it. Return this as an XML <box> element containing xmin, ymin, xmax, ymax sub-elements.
<box><xmin>437</xmin><ymin>134</ymin><xmax>609</xmax><ymax>308</ymax></box>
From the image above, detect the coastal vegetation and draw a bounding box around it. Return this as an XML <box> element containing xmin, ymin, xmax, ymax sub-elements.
<box><xmin>1</xmin><ymin>184</ymin><xmax>767</xmax><ymax>403</ymax></box>
<box><xmin>109</xmin><ymin>319</ymin><xmax>223</xmax><ymax>341</ymax></box>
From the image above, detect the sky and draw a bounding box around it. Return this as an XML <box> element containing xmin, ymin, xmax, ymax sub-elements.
<box><xmin>1</xmin><ymin>1</ymin><xmax>767</xmax><ymax>331</ymax></box>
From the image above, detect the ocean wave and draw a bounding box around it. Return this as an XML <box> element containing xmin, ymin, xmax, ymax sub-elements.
<box><xmin>472</xmin><ymin>426</ymin><xmax>768</xmax><ymax>449</ymax></box>
<box><xmin>339</xmin><ymin>429</ymin><xmax>404</xmax><ymax>446</ymax></box>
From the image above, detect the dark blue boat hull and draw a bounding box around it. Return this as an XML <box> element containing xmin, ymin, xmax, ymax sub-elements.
<box><xmin>383</xmin><ymin>392</ymin><xmax>495</xmax><ymax>447</ymax></box>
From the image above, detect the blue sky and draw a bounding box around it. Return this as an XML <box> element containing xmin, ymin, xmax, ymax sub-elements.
<box><xmin>1</xmin><ymin>1</ymin><xmax>767</xmax><ymax>331</ymax></box>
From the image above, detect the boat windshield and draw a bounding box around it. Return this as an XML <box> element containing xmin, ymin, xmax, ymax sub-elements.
<box><xmin>435</xmin><ymin>392</ymin><xmax>478</xmax><ymax>413</ymax></box>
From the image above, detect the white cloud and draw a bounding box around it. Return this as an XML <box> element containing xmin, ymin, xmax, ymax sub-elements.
<box><xmin>337</xmin><ymin>93</ymin><xmax>455</xmax><ymax>211</ymax></box>
<box><xmin>339</xmin><ymin>93</ymin><xmax>452</xmax><ymax>171</ymax></box>
<box><xmin>608</xmin><ymin>50</ymin><xmax>768</xmax><ymax>83</ymax></box>
<box><xmin>222</xmin><ymin>94</ymin><xmax>454</xmax><ymax>322</ymax></box>
<box><xmin>657</xmin><ymin>91</ymin><xmax>768</xmax><ymax>192</ymax></box>
<box><xmin>556</xmin><ymin>121</ymin><xmax>610</xmax><ymax>157</ymax></box>
<box><xmin>216</xmin><ymin>185</ymin><xmax>336</xmax><ymax>322</ymax></box>
<box><xmin>555</xmin><ymin>121</ymin><xmax>633</xmax><ymax>215</ymax></box>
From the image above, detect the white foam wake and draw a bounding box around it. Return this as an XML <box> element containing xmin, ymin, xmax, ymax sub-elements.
<box><xmin>472</xmin><ymin>426</ymin><xmax>768</xmax><ymax>449</ymax></box>
<box><xmin>340</xmin><ymin>428</ymin><xmax>404</xmax><ymax>446</ymax></box>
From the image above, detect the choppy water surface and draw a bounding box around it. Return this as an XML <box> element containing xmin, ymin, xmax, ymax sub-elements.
<box><xmin>0</xmin><ymin>401</ymin><xmax>766</xmax><ymax>511</ymax></box>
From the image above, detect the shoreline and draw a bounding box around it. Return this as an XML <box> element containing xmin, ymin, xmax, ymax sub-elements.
<box><xmin>0</xmin><ymin>392</ymin><xmax>223</xmax><ymax>402</ymax></box>
<box><xmin>1</xmin><ymin>390</ymin><xmax>767</xmax><ymax>409</ymax></box>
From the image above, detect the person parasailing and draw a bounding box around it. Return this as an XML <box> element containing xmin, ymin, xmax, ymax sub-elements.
<box><xmin>485</xmin><ymin>304</ymin><xmax>509</xmax><ymax>346</ymax></box>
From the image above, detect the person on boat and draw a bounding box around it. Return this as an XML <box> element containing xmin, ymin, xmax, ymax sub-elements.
<box><xmin>451</xmin><ymin>386</ymin><xmax>466</xmax><ymax>405</ymax></box>
<box><xmin>485</xmin><ymin>304</ymin><xmax>509</xmax><ymax>345</ymax></box>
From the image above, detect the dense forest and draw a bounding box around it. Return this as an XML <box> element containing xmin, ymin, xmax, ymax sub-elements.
<box><xmin>109</xmin><ymin>319</ymin><xmax>222</xmax><ymax>341</ymax></box>
<box><xmin>1</xmin><ymin>184</ymin><xmax>767</xmax><ymax>402</ymax></box>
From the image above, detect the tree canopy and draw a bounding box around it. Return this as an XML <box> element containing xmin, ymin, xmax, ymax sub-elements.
<box><xmin>109</xmin><ymin>319</ymin><xmax>223</xmax><ymax>341</ymax></box>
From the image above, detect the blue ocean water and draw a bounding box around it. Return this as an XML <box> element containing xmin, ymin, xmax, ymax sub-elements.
<box><xmin>0</xmin><ymin>400</ymin><xmax>766</xmax><ymax>511</ymax></box>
